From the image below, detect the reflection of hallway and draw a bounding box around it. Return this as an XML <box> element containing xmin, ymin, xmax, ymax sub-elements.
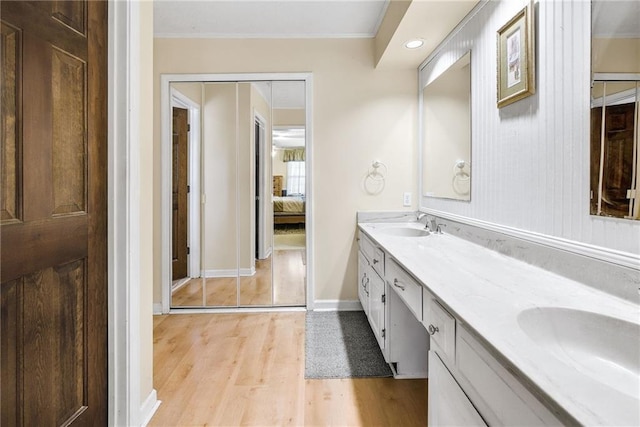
<box><xmin>171</xmin><ymin>242</ymin><xmax>306</xmax><ymax>307</ymax></box>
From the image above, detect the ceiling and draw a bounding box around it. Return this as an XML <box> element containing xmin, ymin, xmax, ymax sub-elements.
<box><xmin>154</xmin><ymin>0</ymin><xmax>389</xmax><ymax>39</ymax></box>
<box><xmin>592</xmin><ymin>0</ymin><xmax>640</xmax><ymax>37</ymax></box>
<box><xmin>154</xmin><ymin>0</ymin><xmax>480</xmax><ymax>69</ymax></box>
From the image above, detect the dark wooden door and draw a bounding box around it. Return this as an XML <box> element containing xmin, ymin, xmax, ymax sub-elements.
<box><xmin>1</xmin><ymin>1</ymin><xmax>107</xmax><ymax>425</ymax></box>
<box><xmin>590</xmin><ymin>103</ymin><xmax>636</xmax><ymax>217</ymax></box>
<box><xmin>172</xmin><ymin>107</ymin><xmax>189</xmax><ymax>280</ymax></box>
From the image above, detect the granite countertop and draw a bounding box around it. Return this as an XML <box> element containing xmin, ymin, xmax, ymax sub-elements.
<box><xmin>358</xmin><ymin>221</ymin><xmax>639</xmax><ymax>426</ymax></box>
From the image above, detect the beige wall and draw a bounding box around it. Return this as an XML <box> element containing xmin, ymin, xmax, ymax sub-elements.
<box><xmin>154</xmin><ymin>38</ymin><xmax>417</xmax><ymax>303</ymax></box>
<box><xmin>172</xmin><ymin>82</ymin><xmax>202</xmax><ymax>105</ymax></box>
<box><xmin>273</xmin><ymin>108</ymin><xmax>306</xmax><ymax>126</ymax></box>
<box><xmin>592</xmin><ymin>38</ymin><xmax>640</xmax><ymax>73</ymax></box>
<box><xmin>203</xmin><ymin>83</ymin><xmax>238</xmax><ymax>273</ymax></box>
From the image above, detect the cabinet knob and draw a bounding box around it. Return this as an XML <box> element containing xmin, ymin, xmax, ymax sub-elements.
<box><xmin>428</xmin><ymin>324</ymin><xmax>439</xmax><ymax>335</ymax></box>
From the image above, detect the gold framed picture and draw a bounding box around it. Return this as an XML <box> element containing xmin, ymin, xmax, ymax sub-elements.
<box><xmin>497</xmin><ymin>3</ymin><xmax>535</xmax><ymax>107</ymax></box>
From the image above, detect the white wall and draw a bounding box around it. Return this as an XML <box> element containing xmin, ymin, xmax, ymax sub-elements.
<box><xmin>154</xmin><ymin>39</ymin><xmax>417</xmax><ymax>302</ymax></box>
<box><xmin>420</xmin><ymin>0</ymin><xmax>640</xmax><ymax>256</ymax></box>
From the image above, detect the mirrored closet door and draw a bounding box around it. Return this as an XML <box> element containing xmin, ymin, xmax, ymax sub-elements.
<box><xmin>168</xmin><ymin>79</ymin><xmax>307</xmax><ymax>308</ymax></box>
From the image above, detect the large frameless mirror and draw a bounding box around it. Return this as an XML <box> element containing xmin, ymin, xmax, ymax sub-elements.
<box><xmin>590</xmin><ymin>1</ymin><xmax>640</xmax><ymax>220</ymax></box>
<box><xmin>420</xmin><ymin>51</ymin><xmax>472</xmax><ymax>201</ymax></box>
<box><xmin>167</xmin><ymin>78</ymin><xmax>307</xmax><ymax>308</ymax></box>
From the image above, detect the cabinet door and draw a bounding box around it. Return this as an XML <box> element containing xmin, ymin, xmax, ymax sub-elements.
<box><xmin>429</xmin><ymin>351</ymin><xmax>487</xmax><ymax>426</ymax></box>
<box><xmin>358</xmin><ymin>251</ymin><xmax>370</xmax><ymax>316</ymax></box>
<box><xmin>369</xmin><ymin>271</ymin><xmax>386</xmax><ymax>351</ymax></box>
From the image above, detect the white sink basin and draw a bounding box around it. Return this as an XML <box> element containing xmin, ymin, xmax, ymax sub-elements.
<box><xmin>517</xmin><ymin>307</ymin><xmax>640</xmax><ymax>398</ymax></box>
<box><xmin>378</xmin><ymin>227</ymin><xmax>429</xmax><ymax>237</ymax></box>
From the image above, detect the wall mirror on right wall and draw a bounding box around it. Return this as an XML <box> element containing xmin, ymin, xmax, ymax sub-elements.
<box><xmin>420</xmin><ymin>50</ymin><xmax>472</xmax><ymax>201</ymax></box>
<box><xmin>590</xmin><ymin>0</ymin><xmax>640</xmax><ymax>220</ymax></box>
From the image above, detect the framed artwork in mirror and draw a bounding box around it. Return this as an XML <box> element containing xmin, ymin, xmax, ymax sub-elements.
<box><xmin>497</xmin><ymin>3</ymin><xmax>535</xmax><ymax>107</ymax></box>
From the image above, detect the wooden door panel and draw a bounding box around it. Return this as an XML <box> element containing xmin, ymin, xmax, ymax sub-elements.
<box><xmin>1</xmin><ymin>278</ymin><xmax>20</xmax><ymax>427</ymax></box>
<box><xmin>50</xmin><ymin>0</ymin><xmax>87</xmax><ymax>35</ymax></box>
<box><xmin>1</xmin><ymin>0</ymin><xmax>107</xmax><ymax>424</ymax></box>
<box><xmin>22</xmin><ymin>260</ymin><xmax>86</xmax><ymax>426</ymax></box>
<box><xmin>51</xmin><ymin>47</ymin><xmax>86</xmax><ymax>215</ymax></box>
<box><xmin>0</xmin><ymin>22</ymin><xmax>21</xmax><ymax>223</ymax></box>
<box><xmin>172</xmin><ymin>107</ymin><xmax>188</xmax><ymax>280</ymax></box>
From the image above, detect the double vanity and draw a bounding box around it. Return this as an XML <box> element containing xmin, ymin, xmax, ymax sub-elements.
<box><xmin>357</xmin><ymin>216</ymin><xmax>639</xmax><ymax>426</ymax></box>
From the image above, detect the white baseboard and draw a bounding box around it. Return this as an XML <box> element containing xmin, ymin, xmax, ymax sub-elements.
<box><xmin>202</xmin><ymin>268</ymin><xmax>256</xmax><ymax>278</ymax></box>
<box><xmin>313</xmin><ymin>299</ymin><xmax>363</xmax><ymax>311</ymax></box>
<box><xmin>139</xmin><ymin>389</ymin><xmax>160</xmax><ymax>427</ymax></box>
<box><xmin>152</xmin><ymin>303</ymin><xmax>163</xmax><ymax>315</ymax></box>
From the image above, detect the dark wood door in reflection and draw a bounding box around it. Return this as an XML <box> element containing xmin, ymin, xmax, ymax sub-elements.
<box><xmin>591</xmin><ymin>103</ymin><xmax>636</xmax><ymax>217</ymax></box>
<box><xmin>172</xmin><ymin>107</ymin><xmax>189</xmax><ymax>280</ymax></box>
<box><xmin>1</xmin><ymin>1</ymin><xmax>108</xmax><ymax>425</ymax></box>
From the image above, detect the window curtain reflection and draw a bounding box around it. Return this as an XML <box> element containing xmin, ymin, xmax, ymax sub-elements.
<box><xmin>286</xmin><ymin>161</ymin><xmax>305</xmax><ymax>195</ymax></box>
<box><xmin>282</xmin><ymin>148</ymin><xmax>305</xmax><ymax>162</ymax></box>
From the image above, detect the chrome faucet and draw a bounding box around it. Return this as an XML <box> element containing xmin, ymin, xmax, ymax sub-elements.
<box><xmin>416</xmin><ymin>212</ymin><xmax>429</xmax><ymax>228</ymax></box>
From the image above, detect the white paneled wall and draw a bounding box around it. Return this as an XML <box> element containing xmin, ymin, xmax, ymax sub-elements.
<box><xmin>420</xmin><ymin>0</ymin><xmax>640</xmax><ymax>257</ymax></box>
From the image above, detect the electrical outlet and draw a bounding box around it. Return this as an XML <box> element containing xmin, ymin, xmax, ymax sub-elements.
<box><xmin>403</xmin><ymin>192</ymin><xmax>411</xmax><ymax>207</ymax></box>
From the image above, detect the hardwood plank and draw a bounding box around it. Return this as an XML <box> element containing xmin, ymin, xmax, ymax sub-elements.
<box><xmin>149</xmin><ymin>312</ymin><xmax>427</xmax><ymax>427</ymax></box>
<box><xmin>171</xmin><ymin>250</ymin><xmax>306</xmax><ymax>308</ymax></box>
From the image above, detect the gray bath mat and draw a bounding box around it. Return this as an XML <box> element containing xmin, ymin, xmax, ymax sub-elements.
<box><xmin>305</xmin><ymin>311</ymin><xmax>393</xmax><ymax>379</ymax></box>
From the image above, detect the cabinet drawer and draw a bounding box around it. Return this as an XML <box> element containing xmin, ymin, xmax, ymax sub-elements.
<box><xmin>424</xmin><ymin>297</ymin><xmax>456</xmax><ymax>361</ymax></box>
<box><xmin>456</xmin><ymin>326</ymin><xmax>561</xmax><ymax>426</ymax></box>
<box><xmin>358</xmin><ymin>231</ymin><xmax>376</xmax><ymax>262</ymax></box>
<box><xmin>386</xmin><ymin>258</ymin><xmax>422</xmax><ymax>320</ymax></box>
<box><xmin>371</xmin><ymin>246</ymin><xmax>385</xmax><ymax>276</ymax></box>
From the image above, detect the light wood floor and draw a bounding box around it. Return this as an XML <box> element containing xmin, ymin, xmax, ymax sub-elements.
<box><xmin>172</xmin><ymin>250</ymin><xmax>306</xmax><ymax>307</ymax></box>
<box><xmin>149</xmin><ymin>312</ymin><xmax>428</xmax><ymax>426</ymax></box>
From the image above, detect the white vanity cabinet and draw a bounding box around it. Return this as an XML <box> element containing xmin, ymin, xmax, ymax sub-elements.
<box><xmin>358</xmin><ymin>231</ymin><xmax>429</xmax><ymax>376</ymax></box>
<box><xmin>424</xmin><ymin>294</ymin><xmax>561</xmax><ymax>426</ymax></box>
<box><xmin>429</xmin><ymin>350</ymin><xmax>487</xmax><ymax>426</ymax></box>
<box><xmin>358</xmin><ymin>232</ymin><xmax>387</xmax><ymax>355</ymax></box>
<box><xmin>357</xmin><ymin>251</ymin><xmax>370</xmax><ymax>317</ymax></box>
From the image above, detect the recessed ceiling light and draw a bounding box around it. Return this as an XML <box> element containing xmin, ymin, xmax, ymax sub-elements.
<box><xmin>405</xmin><ymin>39</ymin><xmax>424</xmax><ymax>49</ymax></box>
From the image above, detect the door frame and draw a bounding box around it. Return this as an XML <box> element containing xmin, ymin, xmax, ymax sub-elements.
<box><xmin>254</xmin><ymin>111</ymin><xmax>271</xmax><ymax>261</ymax></box>
<box><xmin>160</xmin><ymin>73</ymin><xmax>314</xmax><ymax>313</ymax></box>
<box><xmin>171</xmin><ymin>88</ymin><xmax>202</xmax><ymax>278</ymax></box>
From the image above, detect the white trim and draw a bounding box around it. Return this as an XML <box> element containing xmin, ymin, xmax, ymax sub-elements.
<box><xmin>591</xmin><ymin>87</ymin><xmax>638</xmax><ymax>108</ymax></box>
<box><xmin>139</xmin><ymin>390</ymin><xmax>161</xmax><ymax>427</ymax></box>
<box><xmin>170</xmin><ymin>87</ymin><xmax>202</xmax><ymax>279</ymax></box>
<box><xmin>152</xmin><ymin>303</ymin><xmax>163</xmax><ymax>315</ymax></box>
<box><xmin>108</xmin><ymin>1</ymin><xmax>130</xmax><ymax>424</ymax></box>
<box><xmin>312</xmin><ymin>300</ymin><xmax>363</xmax><ymax>311</ymax></box>
<box><xmin>304</xmin><ymin>76</ymin><xmax>315</xmax><ymax>310</ymax></box>
<box><xmin>109</xmin><ymin>1</ymin><xmax>159</xmax><ymax>425</ymax></box>
<box><xmin>161</xmin><ymin>73</ymin><xmax>314</xmax><ymax>312</ymax></box>
<box><xmin>171</xmin><ymin>277</ymin><xmax>190</xmax><ymax>292</ymax></box>
<box><xmin>593</xmin><ymin>73</ymin><xmax>640</xmax><ymax>82</ymax></box>
<box><xmin>202</xmin><ymin>268</ymin><xmax>256</xmax><ymax>278</ymax></box>
<box><xmin>420</xmin><ymin>208</ymin><xmax>640</xmax><ymax>270</ymax></box>
<box><xmin>254</xmin><ymin>111</ymin><xmax>268</xmax><ymax>260</ymax></box>
<box><xmin>169</xmin><ymin>306</ymin><xmax>307</xmax><ymax>314</ymax></box>
<box><xmin>154</xmin><ymin>32</ymin><xmax>377</xmax><ymax>39</ymax></box>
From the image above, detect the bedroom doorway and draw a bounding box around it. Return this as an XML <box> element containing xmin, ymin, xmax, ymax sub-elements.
<box><xmin>161</xmin><ymin>75</ymin><xmax>312</xmax><ymax>311</ymax></box>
